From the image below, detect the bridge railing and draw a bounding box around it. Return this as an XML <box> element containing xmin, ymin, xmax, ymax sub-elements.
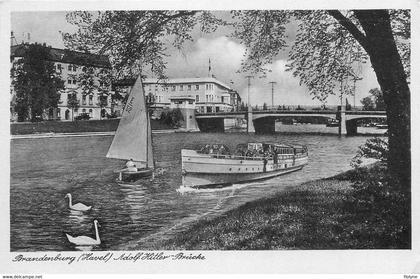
<box><xmin>196</xmin><ymin>105</ymin><xmax>385</xmax><ymax>115</ymax></box>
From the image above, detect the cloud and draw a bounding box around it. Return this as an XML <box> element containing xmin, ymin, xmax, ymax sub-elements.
<box><xmin>165</xmin><ymin>36</ymin><xmax>245</xmax><ymax>80</ymax></box>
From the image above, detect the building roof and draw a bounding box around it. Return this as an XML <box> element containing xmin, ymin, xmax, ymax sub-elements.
<box><xmin>10</xmin><ymin>44</ymin><xmax>111</xmax><ymax>68</ymax></box>
<box><xmin>143</xmin><ymin>77</ymin><xmax>232</xmax><ymax>91</ymax></box>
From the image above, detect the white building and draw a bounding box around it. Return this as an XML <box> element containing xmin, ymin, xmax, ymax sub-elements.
<box><xmin>10</xmin><ymin>43</ymin><xmax>113</xmax><ymax>121</ymax></box>
<box><xmin>142</xmin><ymin>77</ymin><xmax>241</xmax><ymax>113</ymax></box>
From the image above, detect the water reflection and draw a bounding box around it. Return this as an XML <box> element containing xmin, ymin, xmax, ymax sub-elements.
<box><xmin>68</xmin><ymin>210</ymin><xmax>90</xmax><ymax>223</ymax></box>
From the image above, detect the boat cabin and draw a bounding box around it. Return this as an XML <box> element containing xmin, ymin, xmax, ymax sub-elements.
<box><xmin>196</xmin><ymin>142</ymin><xmax>307</xmax><ymax>159</ymax></box>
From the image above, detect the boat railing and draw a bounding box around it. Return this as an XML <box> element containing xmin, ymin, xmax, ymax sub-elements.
<box><xmin>194</xmin><ymin>152</ymin><xmax>305</xmax><ymax>161</ymax></box>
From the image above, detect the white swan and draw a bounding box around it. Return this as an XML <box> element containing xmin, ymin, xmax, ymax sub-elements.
<box><xmin>65</xmin><ymin>193</ymin><xmax>92</xmax><ymax>211</ymax></box>
<box><xmin>66</xmin><ymin>220</ymin><xmax>101</xmax><ymax>246</ymax></box>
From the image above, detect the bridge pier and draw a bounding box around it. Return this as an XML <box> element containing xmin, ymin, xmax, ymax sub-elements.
<box><xmin>247</xmin><ymin>107</ymin><xmax>255</xmax><ymax>133</ymax></box>
<box><xmin>346</xmin><ymin>120</ymin><xmax>358</xmax><ymax>136</ymax></box>
<box><xmin>196</xmin><ymin>118</ymin><xmax>225</xmax><ymax>132</ymax></box>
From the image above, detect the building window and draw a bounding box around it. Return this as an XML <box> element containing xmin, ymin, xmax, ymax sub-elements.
<box><xmin>89</xmin><ymin>109</ymin><xmax>93</xmax><ymax>117</ymax></box>
<box><xmin>67</xmin><ymin>79</ymin><xmax>72</xmax><ymax>84</ymax></box>
<box><xmin>72</xmin><ymin>79</ymin><xmax>76</xmax><ymax>84</ymax></box>
<box><xmin>56</xmin><ymin>64</ymin><xmax>62</xmax><ymax>70</ymax></box>
<box><xmin>188</xmin><ymin>100</ymin><xmax>194</xmax><ymax>104</ymax></box>
<box><xmin>195</xmin><ymin>85</ymin><xmax>199</xmax><ymax>90</ymax></box>
<box><xmin>206</xmin><ymin>95</ymin><xmax>209</xmax><ymax>102</ymax></box>
<box><xmin>82</xmin><ymin>95</ymin><xmax>86</xmax><ymax>105</ymax></box>
<box><xmin>187</xmin><ymin>85</ymin><xmax>191</xmax><ymax>91</ymax></box>
<box><xmin>89</xmin><ymin>95</ymin><xmax>93</xmax><ymax>105</ymax></box>
<box><xmin>196</xmin><ymin>95</ymin><xmax>199</xmax><ymax>102</ymax></box>
<box><xmin>180</xmin><ymin>85</ymin><xmax>184</xmax><ymax>91</ymax></box>
<box><xmin>82</xmin><ymin>108</ymin><xmax>86</xmax><ymax>113</ymax></box>
<box><xmin>68</xmin><ymin>65</ymin><xmax>72</xmax><ymax>71</ymax></box>
<box><xmin>172</xmin><ymin>86</ymin><xmax>176</xmax><ymax>91</ymax></box>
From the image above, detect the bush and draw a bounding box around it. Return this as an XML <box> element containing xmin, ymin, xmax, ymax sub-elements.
<box><xmin>159</xmin><ymin>108</ymin><xmax>184</xmax><ymax>128</ymax></box>
<box><xmin>351</xmin><ymin>137</ymin><xmax>388</xmax><ymax>168</ymax></box>
<box><xmin>75</xmin><ymin>113</ymin><xmax>91</xmax><ymax>120</ymax></box>
<box><xmin>342</xmin><ymin>164</ymin><xmax>410</xmax><ymax>248</ymax></box>
<box><xmin>344</xmin><ymin>138</ymin><xmax>410</xmax><ymax>248</ymax></box>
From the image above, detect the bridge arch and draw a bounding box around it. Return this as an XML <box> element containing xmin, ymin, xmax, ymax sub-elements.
<box><xmin>252</xmin><ymin>115</ymin><xmax>337</xmax><ymax>134</ymax></box>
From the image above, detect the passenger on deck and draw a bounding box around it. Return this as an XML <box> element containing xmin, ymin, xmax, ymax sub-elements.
<box><xmin>200</xmin><ymin>144</ymin><xmax>210</xmax><ymax>154</ymax></box>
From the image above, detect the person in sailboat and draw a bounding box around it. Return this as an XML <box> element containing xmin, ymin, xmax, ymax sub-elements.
<box><xmin>120</xmin><ymin>159</ymin><xmax>138</xmax><ymax>173</ymax></box>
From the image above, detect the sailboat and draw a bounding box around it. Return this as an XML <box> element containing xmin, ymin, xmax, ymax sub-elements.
<box><xmin>106</xmin><ymin>75</ymin><xmax>154</xmax><ymax>183</ymax></box>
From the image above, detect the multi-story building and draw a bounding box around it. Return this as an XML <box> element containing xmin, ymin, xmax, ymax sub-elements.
<box><xmin>142</xmin><ymin>77</ymin><xmax>241</xmax><ymax>113</ymax></box>
<box><xmin>10</xmin><ymin>43</ymin><xmax>113</xmax><ymax>121</ymax></box>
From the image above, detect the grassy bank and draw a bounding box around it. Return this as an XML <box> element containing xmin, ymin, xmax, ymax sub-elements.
<box><xmin>160</xmin><ymin>164</ymin><xmax>410</xmax><ymax>250</ymax></box>
<box><xmin>10</xmin><ymin>119</ymin><xmax>173</xmax><ymax>135</ymax></box>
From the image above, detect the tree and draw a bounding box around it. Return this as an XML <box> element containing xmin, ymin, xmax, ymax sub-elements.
<box><xmin>97</xmin><ymin>94</ymin><xmax>108</xmax><ymax>119</ymax></box>
<box><xmin>76</xmin><ymin>65</ymin><xmax>112</xmax><ymax>119</ymax></box>
<box><xmin>159</xmin><ymin>108</ymin><xmax>184</xmax><ymax>128</ymax></box>
<box><xmin>67</xmin><ymin>92</ymin><xmax>80</xmax><ymax>121</ymax></box>
<box><xmin>232</xmin><ymin>10</ymin><xmax>410</xmax><ymax>190</ymax></box>
<box><xmin>11</xmin><ymin>43</ymin><xmax>65</xmax><ymax>122</ymax></box>
<box><xmin>369</xmin><ymin>88</ymin><xmax>386</xmax><ymax>110</ymax></box>
<box><xmin>262</xmin><ymin>102</ymin><xmax>268</xmax><ymax>110</ymax></box>
<box><xmin>361</xmin><ymin>96</ymin><xmax>375</xmax><ymax>111</ymax></box>
<box><xmin>63</xmin><ymin>11</ymin><xmax>226</xmax><ymax>79</ymax></box>
<box><xmin>361</xmin><ymin>88</ymin><xmax>385</xmax><ymax>111</ymax></box>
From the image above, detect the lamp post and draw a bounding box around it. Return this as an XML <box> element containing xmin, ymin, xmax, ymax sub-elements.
<box><xmin>269</xmin><ymin>81</ymin><xmax>277</xmax><ymax>109</ymax></box>
<box><xmin>245</xmin><ymin>75</ymin><xmax>253</xmax><ymax>110</ymax></box>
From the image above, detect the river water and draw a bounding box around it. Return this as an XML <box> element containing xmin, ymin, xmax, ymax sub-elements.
<box><xmin>10</xmin><ymin>128</ymin><xmax>383</xmax><ymax>251</ymax></box>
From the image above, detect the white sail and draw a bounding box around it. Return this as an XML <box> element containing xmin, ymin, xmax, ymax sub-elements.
<box><xmin>106</xmin><ymin>76</ymin><xmax>154</xmax><ymax>168</ymax></box>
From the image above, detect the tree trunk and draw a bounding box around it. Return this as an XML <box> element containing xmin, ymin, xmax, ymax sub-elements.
<box><xmin>354</xmin><ymin>10</ymin><xmax>410</xmax><ymax>191</ymax></box>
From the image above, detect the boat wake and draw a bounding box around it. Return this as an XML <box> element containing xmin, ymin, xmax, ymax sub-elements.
<box><xmin>176</xmin><ymin>179</ymin><xmax>274</xmax><ymax>194</ymax></box>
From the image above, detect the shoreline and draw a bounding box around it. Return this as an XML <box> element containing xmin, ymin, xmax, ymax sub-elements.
<box><xmin>150</xmin><ymin>163</ymin><xmax>409</xmax><ymax>250</ymax></box>
<box><xmin>11</xmin><ymin>129</ymin><xmax>386</xmax><ymax>140</ymax></box>
<box><xmin>10</xmin><ymin>129</ymin><xmax>179</xmax><ymax>139</ymax></box>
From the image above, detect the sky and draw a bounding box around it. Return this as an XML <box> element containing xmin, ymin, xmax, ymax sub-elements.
<box><xmin>11</xmin><ymin>11</ymin><xmax>380</xmax><ymax>107</ymax></box>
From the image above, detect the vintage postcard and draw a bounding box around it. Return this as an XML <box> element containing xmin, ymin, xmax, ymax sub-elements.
<box><xmin>0</xmin><ymin>0</ymin><xmax>419</xmax><ymax>275</ymax></box>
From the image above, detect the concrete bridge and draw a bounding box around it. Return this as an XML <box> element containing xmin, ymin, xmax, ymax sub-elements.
<box><xmin>193</xmin><ymin>106</ymin><xmax>387</xmax><ymax>135</ymax></box>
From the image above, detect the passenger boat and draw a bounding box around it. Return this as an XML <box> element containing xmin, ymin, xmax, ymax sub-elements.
<box><xmin>181</xmin><ymin>142</ymin><xmax>308</xmax><ymax>189</ymax></box>
<box><xmin>106</xmin><ymin>75</ymin><xmax>154</xmax><ymax>183</ymax></box>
